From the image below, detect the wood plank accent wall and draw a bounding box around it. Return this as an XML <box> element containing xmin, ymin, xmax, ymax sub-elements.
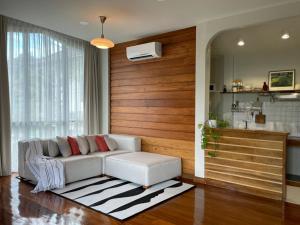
<box><xmin>205</xmin><ymin>128</ymin><xmax>288</xmax><ymax>200</ymax></box>
<box><xmin>110</xmin><ymin>27</ymin><xmax>196</xmax><ymax>177</ymax></box>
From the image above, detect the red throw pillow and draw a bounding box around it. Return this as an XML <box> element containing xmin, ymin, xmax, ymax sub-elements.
<box><xmin>67</xmin><ymin>136</ymin><xmax>81</xmax><ymax>155</ymax></box>
<box><xmin>95</xmin><ymin>135</ymin><xmax>109</xmax><ymax>152</ymax></box>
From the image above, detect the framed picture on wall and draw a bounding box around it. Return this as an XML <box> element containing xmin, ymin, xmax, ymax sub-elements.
<box><xmin>268</xmin><ymin>70</ymin><xmax>295</xmax><ymax>91</ymax></box>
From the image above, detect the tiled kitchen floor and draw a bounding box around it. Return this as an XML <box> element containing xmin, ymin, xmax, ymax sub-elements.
<box><xmin>286</xmin><ymin>185</ymin><xmax>300</xmax><ymax>205</ymax></box>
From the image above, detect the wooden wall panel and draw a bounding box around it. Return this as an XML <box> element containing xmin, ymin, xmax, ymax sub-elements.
<box><xmin>142</xmin><ymin>136</ymin><xmax>195</xmax><ymax>177</ymax></box>
<box><xmin>205</xmin><ymin>128</ymin><xmax>288</xmax><ymax>200</ymax></box>
<box><xmin>110</xmin><ymin>27</ymin><xmax>196</xmax><ymax>176</ymax></box>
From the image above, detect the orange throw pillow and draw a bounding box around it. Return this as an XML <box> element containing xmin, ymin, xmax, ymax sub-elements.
<box><xmin>95</xmin><ymin>135</ymin><xmax>109</xmax><ymax>152</ymax></box>
<box><xmin>67</xmin><ymin>136</ymin><xmax>81</xmax><ymax>155</ymax></box>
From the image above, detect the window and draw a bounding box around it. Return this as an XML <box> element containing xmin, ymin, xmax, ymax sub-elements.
<box><xmin>7</xmin><ymin>21</ymin><xmax>85</xmax><ymax>171</ymax></box>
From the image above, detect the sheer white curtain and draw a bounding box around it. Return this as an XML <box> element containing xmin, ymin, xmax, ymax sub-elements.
<box><xmin>6</xmin><ymin>19</ymin><xmax>85</xmax><ymax>171</ymax></box>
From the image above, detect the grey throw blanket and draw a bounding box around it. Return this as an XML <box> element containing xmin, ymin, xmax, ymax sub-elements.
<box><xmin>26</xmin><ymin>140</ymin><xmax>65</xmax><ymax>193</ymax></box>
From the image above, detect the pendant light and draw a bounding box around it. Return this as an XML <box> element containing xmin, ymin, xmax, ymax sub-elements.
<box><xmin>90</xmin><ymin>16</ymin><xmax>114</xmax><ymax>49</ymax></box>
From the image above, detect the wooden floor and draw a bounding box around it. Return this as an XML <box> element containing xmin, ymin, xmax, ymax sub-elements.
<box><xmin>1</xmin><ymin>175</ymin><xmax>300</xmax><ymax>225</ymax></box>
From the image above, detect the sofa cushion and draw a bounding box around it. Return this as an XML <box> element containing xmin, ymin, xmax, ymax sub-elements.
<box><xmin>77</xmin><ymin>136</ymin><xmax>89</xmax><ymax>155</ymax></box>
<box><xmin>48</xmin><ymin>139</ymin><xmax>60</xmax><ymax>157</ymax></box>
<box><xmin>104</xmin><ymin>135</ymin><xmax>118</xmax><ymax>151</ymax></box>
<box><xmin>108</xmin><ymin>134</ymin><xmax>141</xmax><ymax>152</ymax></box>
<box><xmin>89</xmin><ymin>150</ymin><xmax>131</xmax><ymax>158</ymax></box>
<box><xmin>95</xmin><ymin>135</ymin><xmax>109</xmax><ymax>152</ymax></box>
<box><xmin>67</xmin><ymin>136</ymin><xmax>81</xmax><ymax>155</ymax></box>
<box><xmin>89</xmin><ymin>150</ymin><xmax>131</xmax><ymax>173</ymax></box>
<box><xmin>57</xmin><ymin>155</ymin><xmax>102</xmax><ymax>183</ymax></box>
<box><xmin>86</xmin><ymin>135</ymin><xmax>98</xmax><ymax>152</ymax></box>
<box><xmin>56</xmin><ymin>136</ymin><xmax>72</xmax><ymax>157</ymax></box>
<box><xmin>106</xmin><ymin>152</ymin><xmax>179</xmax><ymax>167</ymax></box>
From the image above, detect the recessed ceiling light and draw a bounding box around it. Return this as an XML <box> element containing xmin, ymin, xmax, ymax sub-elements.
<box><xmin>157</xmin><ymin>0</ymin><xmax>166</xmax><ymax>2</ymax></box>
<box><xmin>80</xmin><ymin>21</ymin><xmax>89</xmax><ymax>26</ymax></box>
<box><xmin>281</xmin><ymin>32</ymin><xmax>290</xmax><ymax>40</ymax></box>
<box><xmin>237</xmin><ymin>39</ymin><xmax>245</xmax><ymax>47</ymax></box>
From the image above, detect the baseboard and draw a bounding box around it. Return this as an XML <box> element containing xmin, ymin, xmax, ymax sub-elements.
<box><xmin>180</xmin><ymin>174</ymin><xmax>207</xmax><ymax>185</ymax></box>
<box><xmin>180</xmin><ymin>173</ymin><xmax>193</xmax><ymax>184</ymax></box>
<box><xmin>193</xmin><ymin>176</ymin><xmax>206</xmax><ymax>185</ymax></box>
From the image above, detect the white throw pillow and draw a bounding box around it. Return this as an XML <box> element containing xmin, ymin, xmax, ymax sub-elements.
<box><xmin>56</xmin><ymin>136</ymin><xmax>72</xmax><ymax>157</ymax></box>
<box><xmin>77</xmin><ymin>136</ymin><xmax>89</xmax><ymax>155</ymax></box>
<box><xmin>86</xmin><ymin>135</ymin><xmax>98</xmax><ymax>152</ymax></box>
<box><xmin>104</xmin><ymin>135</ymin><xmax>118</xmax><ymax>151</ymax></box>
<box><xmin>48</xmin><ymin>139</ymin><xmax>60</xmax><ymax>157</ymax></box>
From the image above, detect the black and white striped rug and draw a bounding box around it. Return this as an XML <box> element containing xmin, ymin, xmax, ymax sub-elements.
<box><xmin>51</xmin><ymin>176</ymin><xmax>194</xmax><ymax>220</ymax></box>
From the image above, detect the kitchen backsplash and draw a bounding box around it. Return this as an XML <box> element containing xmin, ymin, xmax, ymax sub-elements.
<box><xmin>232</xmin><ymin>101</ymin><xmax>300</xmax><ymax>137</ymax></box>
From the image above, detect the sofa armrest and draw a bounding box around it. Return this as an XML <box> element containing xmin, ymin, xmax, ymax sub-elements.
<box><xmin>18</xmin><ymin>139</ymin><xmax>46</xmax><ymax>181</ymax></box>
<box><xmin>108</xmin><ymin>134</ymin><xmax>141</xmax><ymax>152</ymax></box>
<box><xmin>18</xmin><ymin>140</ymin><xmax>30</xmax><ymax>179</ymax></box>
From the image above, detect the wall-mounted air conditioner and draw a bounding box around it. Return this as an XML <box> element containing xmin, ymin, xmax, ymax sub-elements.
<box><xmin>126</xmin><ymin>42</ymin><xmax>162</xmax><ymax>61</ymax></box>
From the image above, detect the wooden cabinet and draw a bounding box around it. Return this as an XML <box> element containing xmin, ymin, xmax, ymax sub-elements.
<box><xmin>205</xmin><ymin>128</ymin><xmax>288</xmax><ymax>200</ymax></box>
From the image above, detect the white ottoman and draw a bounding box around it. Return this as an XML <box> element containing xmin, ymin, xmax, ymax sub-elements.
<box><xmin>104</xmin><ymin>152</ymin><xmax>182</xmax><ymax>187</ymax></box>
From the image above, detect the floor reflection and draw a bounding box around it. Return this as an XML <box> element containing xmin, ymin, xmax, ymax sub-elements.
<box><xmin>1</xmin><ymin>175</ymin><xmax>85</xmax><ymax>225</ymax></box>
<box><xmin>1</xmin><ymin>175</ymin><xmax>300</xmax><ymax>225</ymax></box>
<box><xmin>12</xmin><ymin>208</ymin><xmax>84</xmax><ymax>225</ymax></box>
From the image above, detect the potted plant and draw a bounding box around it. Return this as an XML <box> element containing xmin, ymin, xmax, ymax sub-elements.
<box><xmin>208</xmin><ymin>112</ymin><xmax>217</xmax><ymax>128</ymax></box>
<box><xmin>198</xmin><ymin>114</ymin><xmax>229</xmax><ymax>157</ymax></box>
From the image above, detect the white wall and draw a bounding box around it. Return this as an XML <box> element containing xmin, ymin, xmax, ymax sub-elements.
<box><xmin>195</xmin><ymin>1</ymin><xmax>300</xmax><ymax>178</ymax></box>
<box><xmin>100</xmin><ymin>50</ymin><xmax>109</xmax><ymax>134</ymax></box>
<box><xmin>210</xmin><ymin>56</ymin><xmax>225</xmax><ymax>120</ymax></box>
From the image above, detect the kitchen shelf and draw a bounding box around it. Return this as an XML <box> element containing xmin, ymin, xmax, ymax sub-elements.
<box><xmin>221</xmin><ymin>90</ymin><xmax>300</xmax><ymax>94</ymax></box>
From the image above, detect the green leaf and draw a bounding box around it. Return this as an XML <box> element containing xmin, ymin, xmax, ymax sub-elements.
<box><xmin>208</xmin><ymin>151</ymin><xmax>217</xmax><ymax>157</ymax></box>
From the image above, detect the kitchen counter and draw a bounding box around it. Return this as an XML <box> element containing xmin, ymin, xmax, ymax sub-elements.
<box><xmin>213</xmin><ymin>127</ymin><xmax>289</xmax><ymax>140</ymax></box>
<box><xmin>206</xmin><ymin>127</ymin><xmax>288</xmax><ymax>200</ymax></box>
<box><xmin>233</xmin><ymin>121</ymin><xmax>299</xmax><ymax>137</ymax></box>
<box><xmin>287</xmin><ymin>137</ymin><xmax>300</xmax><ymax>147</ymax></box>
<box><xmin>218</xmin><ymin>127</ymin><xmax>298</xmax><ymax>146</ymax></box>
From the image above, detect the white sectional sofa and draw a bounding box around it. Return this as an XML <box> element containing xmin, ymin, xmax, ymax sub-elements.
<box><xmin>18</xmin><ymin>134</ymin><xmax>182</xmax><ymax>187</ymax></box>
<box><xmin>18</xmin><ymin>134</ymin><xmax>141</xmax><ymax>183</ymax></box>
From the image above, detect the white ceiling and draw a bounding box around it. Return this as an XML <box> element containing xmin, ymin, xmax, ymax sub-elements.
<box><xmin>0</xmin><ymin>0</ymin><xmax>299</xmax><ymax>43</ymax></box>
<box><xmin>211</xmin><ymin>15</ymin><xmax>300</xmax><ymax>56</ymax></box>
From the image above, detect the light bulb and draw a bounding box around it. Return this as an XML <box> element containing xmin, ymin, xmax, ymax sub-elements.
<box><xmin>237</xmin><ymin>39</ymin><xmax>245</xmax><ymax>47</ymax></box>
<box><xmin>281</xmin><ymin>33</ymin><xmax>290</xmax><ymax>40</ymax></box>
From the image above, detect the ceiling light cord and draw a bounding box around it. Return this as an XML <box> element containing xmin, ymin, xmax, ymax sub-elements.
<box><xmin>101</xmin><ymin>22</ymin><xmax>104</xmax><ymax>38</ymax></box>
<box><xmin>100</xmin><ymin>16</ymin><xmax>106</xmax><ymax>38</ymax></box>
